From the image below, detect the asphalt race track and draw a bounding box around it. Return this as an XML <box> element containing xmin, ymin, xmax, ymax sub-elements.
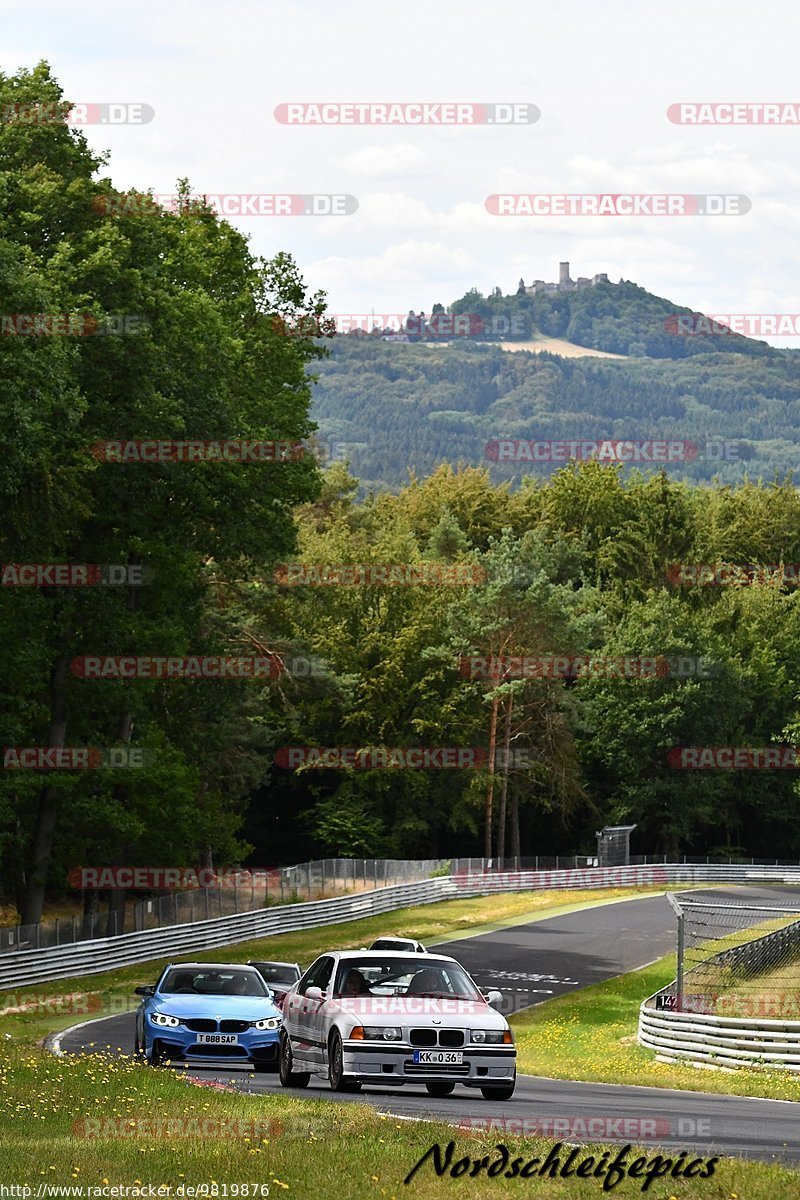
<box><xmin>55</xmin><ymin>885</ymin><xmax>800</xmax><ymax>1166</ymax></box>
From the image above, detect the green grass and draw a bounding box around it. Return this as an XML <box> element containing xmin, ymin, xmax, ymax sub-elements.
<box><xmin>1</xmin><ymin>1040</ymin><xmax>798</xmax><ymax>1198</ymax></box>
<box><xmin>512</xmin><ymin>953</ymin><xmax>800</xmax><ymax>1100</ymax></box>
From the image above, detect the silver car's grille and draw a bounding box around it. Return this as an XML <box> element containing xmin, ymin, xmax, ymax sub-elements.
<box><xmin>409</xmin><ymin>1029</ymin><xmax>465</xmax><ymax>1047</ymax></box>
<box><xmin>404</xmin><ymin>1061</ymin><xmax>470</xmax><ymax>1076</ymax></box>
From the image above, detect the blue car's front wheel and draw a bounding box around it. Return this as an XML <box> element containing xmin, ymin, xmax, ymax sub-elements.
<box><xmin>147</xmin><ymin>1037</ymin><xmax>168</xmax><ymax>1066</ymax></box>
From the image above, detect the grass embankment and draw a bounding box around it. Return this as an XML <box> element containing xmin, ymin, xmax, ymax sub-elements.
<box><xmin>683</xmin><ymin>913</ymin><xmax>800</xmax><ymax>1016</ymax></box>
<box><xmin>1</xmin><ymin>1041</ymin><xmax>799</xmax><ymax>1198</ymax></box>
<box><xmin>513</xmin><ymin>952</ymin><xmax>800</xmax><ymax>1100</ymax></box>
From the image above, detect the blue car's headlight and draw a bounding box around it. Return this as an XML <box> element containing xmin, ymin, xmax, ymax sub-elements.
<box><xmin>253</xmin><ymin>1016</ymin><xmax>282</xmax><ymax>1031</ymax></box>
<box><xmin>151</xmin><ymin>1012</ymin><xmax>181</xmax><ymax>1028</ymax></box>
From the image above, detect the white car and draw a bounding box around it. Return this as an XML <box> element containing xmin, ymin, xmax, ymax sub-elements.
<box><xmin>368</xmin><ymin>936</ymin><xmax>427</xmax><ymax>953</ymax></box>
<box><xmin>278</xmin><ymin>950</ymin><xmax>515</xmax><ymax>1099</ymax></box>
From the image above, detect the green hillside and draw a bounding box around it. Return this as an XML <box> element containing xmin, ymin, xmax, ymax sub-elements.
<box><xmin>310</xmin><ymin>335</ymin><xmax>800</xmax><ymax>493</ymax></box>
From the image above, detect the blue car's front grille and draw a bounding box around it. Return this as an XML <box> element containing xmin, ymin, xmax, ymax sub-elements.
<box><xmin>184</xmin><ymin>1019</ymin><xmax>217</xmax><ymax>1033</ymax></box>
<box><xmin>220</xmin><ymin>1020</ymin><xmax>251</xmax><ymax>1033</ymax></box>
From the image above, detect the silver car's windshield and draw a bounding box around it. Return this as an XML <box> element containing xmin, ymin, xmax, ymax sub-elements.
<box><xmin>252</xmin><ymin>964</ymin><xmax>300</xmax><ymax>985</ymax></box>
<box><xmin>333</xmin><ymin>958</ymin><xmax>481</xmax><ymax>1000</ymax></box>
<box><xmin>160</xmin><ymin>968</ymin><xmax>268</xmax><ymax>997</ymax></box>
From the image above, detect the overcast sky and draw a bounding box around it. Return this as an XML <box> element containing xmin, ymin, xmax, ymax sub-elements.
<box><xmin>5</xmin><ymin>0</ymin><xmax>800</xmax><ymax>343</ymax></box>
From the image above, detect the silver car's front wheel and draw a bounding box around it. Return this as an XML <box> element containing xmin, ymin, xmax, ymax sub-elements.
<box><xmin>327</xmin><ymin>1031</ymin><xmax>361</xmax><ymax>1093</ymax></box>
<box><xmin>278</xmin><ymin>1031</ymin><xmax>310</xmax><ymax>1088</ymax></box>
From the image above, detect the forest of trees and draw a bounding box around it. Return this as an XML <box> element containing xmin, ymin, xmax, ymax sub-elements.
<box><xmin>311</xmin><ymin>337</ymin><xmax>800</xmax><ymax>492</ymax></box>
<box><xmin>4</xmin><ymin>64</ymin><xmax>800</xmax><ymax>923</ymax></box>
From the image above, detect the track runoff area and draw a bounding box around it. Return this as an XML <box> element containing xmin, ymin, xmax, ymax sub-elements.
<box><xmin>55</xmin><ymin>884</ymin><xmax>800</xmax><ymax>1166</ymax></box>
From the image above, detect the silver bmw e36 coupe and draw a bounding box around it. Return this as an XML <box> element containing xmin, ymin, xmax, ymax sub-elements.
<box><xmin>278</xmin><ymin>950</ymin><xmax>515</xmax><ymax>1099</ymax></box>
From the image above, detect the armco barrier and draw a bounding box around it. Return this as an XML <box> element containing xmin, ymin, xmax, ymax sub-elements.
<box><xmin>3</xmin><ymin>862</ymin><xmax>800</xmax><ymax>990</ymax></box>
<box><xmin>639</xmin><ymin>899</ymin><xmax>800</xmax><ymax>1071</ymax></box>
<box><xmin>638</xmin><ymin>1004</ymin><xmax>800</xmax><ymax>1072</ymax></box>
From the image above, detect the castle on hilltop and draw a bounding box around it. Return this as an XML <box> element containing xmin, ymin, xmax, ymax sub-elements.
<box><xmin>518</xmin><ymin>262</ymin><xmax>609</xmax><ymax>296</ymax></box>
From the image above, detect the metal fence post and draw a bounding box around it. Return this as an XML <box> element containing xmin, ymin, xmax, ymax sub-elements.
<box><xmin>307</xmin><ymin>862</ymin><xmax>312</xmax><ymax>900</ymax></box>
<box><xmin>676</xmin><ymin>909</ymin><xmax>685</xmax><ymax>1011</ymax></box>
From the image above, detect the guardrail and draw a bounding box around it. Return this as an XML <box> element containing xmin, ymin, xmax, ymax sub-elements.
<box><xmin>5</xmin><ymin>861</ymin><xmax>800</xmax><ymax>990</ymax></box>
<box><xmin>638</xmin><ymin>1005</ymin><xmax>800</xmax><ymax>1072</ymax></box>
<box><xmin>639</xmin><ymin>899</ymin><xmax>800</xmax><ymax>1071</ymax></box>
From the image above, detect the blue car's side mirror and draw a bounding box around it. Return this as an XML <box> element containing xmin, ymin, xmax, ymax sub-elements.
<box><xmin>135</xmin><ymin>985</ymin><xmax>155</xmax><ymax>997</ymax></box>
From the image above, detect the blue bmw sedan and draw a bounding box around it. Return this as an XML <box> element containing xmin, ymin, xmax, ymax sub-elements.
<box><xmin>134</xmin><ymin>962</ymin><xmax>283</xmax><ymax>1070</ymax></box>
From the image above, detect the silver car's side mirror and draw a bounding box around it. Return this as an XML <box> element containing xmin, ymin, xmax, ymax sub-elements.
<box><xmin>305</xmin><ymin>986</ymin><xmax>326</xmax><ymax>1001</ymax></box>
<box><xmin>485</xmin><ymin>989</ymin><xmax>504</xmax><ymax>1008</ymax></box>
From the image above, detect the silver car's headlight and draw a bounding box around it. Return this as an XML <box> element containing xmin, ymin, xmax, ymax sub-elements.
<box><xmin>361</xmin><ymin>1026</ymin><xmax>402</xmax><ymax>1041</ymax></box>
<box><xmin>470</xmin><ymin>1029</ymin><xmax>507</xmax><ymax>1044</ymax></box>
<box><xmin>151</xmin><ymin>1012</ymin><xmax>180</xmax><ymax>1027</ymax></box>
<box><xmin>254</xmin><ymin>1017</ymin><xmax>282</xmax><ymax>1031</ymax></box>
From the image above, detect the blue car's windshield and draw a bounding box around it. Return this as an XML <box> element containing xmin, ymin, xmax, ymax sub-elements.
<box><xmin>160</xmin><ymin>968</ymin><xmax>268</xmax><ymax>997</ymax></box>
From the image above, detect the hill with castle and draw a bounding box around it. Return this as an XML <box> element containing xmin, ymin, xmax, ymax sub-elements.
<box><xmin>309</xmin><ymin>265</ymin><xmax>799</xmax><ymax>492</ymax></box>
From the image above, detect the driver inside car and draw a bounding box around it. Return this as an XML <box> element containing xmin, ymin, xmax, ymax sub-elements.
<box><xmin>338</xmin><ymin>968</ymin><xmax>371</xmax><ymax>996</ymax></box>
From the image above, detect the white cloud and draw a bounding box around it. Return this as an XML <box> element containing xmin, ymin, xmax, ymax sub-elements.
<box><xmin>5</xmin><ymin>0</ymin><xmax>800</xmax><ymax>336</ymax></box>
<box><xmin>334</xmin><ymin>144</ymin><xmax>428</xmax><ymax>178</ymax></box>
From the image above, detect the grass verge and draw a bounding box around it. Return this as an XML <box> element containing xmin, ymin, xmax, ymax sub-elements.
<box><xmin>512</xmin><ymin>952</ymin><xmax>800</xmax><ymax>1100</ymax></box>
<box><xmin>1</xmin><ymin>1040</ymin><xmax>799</xmax><ymax>1197</ymax></box>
